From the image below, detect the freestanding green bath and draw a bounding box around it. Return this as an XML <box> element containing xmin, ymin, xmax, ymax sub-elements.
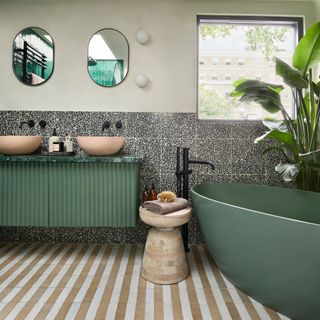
<box><xmin>191</xmin><ymin>182</ymin><xmax>320</xmax><ymax>320</ymax></box>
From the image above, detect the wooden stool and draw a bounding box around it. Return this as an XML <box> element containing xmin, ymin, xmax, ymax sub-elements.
<box><xmin>139</xmin><ymin>206</ymin><xmax>192</xmax><ymax>284</ymax></box>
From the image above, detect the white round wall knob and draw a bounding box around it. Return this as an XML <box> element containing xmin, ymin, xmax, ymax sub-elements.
<box><xmin>135</xmin><ymin>73</ymin><xmax>149</xmax><ymax>88</ymax></box>
<box><xmin>135</xmin><ymin>30</ymin><xmax>149</xmax><ymax>45</ymax></box>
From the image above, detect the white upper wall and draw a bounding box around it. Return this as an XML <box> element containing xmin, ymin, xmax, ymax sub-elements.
<box><xmin>0</xmin><ymin>0</ymin><xmax>317</xmax><ymax>112</ymax></box>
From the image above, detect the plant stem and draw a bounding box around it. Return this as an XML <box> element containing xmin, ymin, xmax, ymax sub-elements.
<box><xmin>309</xmin><ymin>88</ymin><xmax>320</xmax><ymax>151</ymax></box>
<box><xmin>297</xmin><ymin>89</ymin><xmax>311</xmax><ymax>145</ymax></box>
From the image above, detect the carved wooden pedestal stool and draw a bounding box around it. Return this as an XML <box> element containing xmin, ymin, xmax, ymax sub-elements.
<box><xmin>139</xmin><ymin>206</ymin><xmax>191</xmax><ymax>284</ymax></box>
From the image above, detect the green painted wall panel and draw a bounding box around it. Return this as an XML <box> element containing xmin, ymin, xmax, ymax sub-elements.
<box><xmin>0</xmin><ymin>162</ymin><xmax>49</xmax><ymax>226</ymax></box>
<box><xmin>48</xmin><ymin>162</ymin><xmax>139</xmax><ymax>227</ymax></box>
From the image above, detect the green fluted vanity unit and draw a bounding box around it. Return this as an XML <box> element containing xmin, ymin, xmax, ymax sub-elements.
<box><xmin>0</xmin><ymin>154</ymin><xmax>142</xmax><ymax>227</ymax></box>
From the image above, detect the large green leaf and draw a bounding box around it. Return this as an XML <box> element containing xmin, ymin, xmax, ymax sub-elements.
<box><xmin>275</xmin><ymin>163</ymin><xmax>300</xmax><ymax>182</ymax></box>
<box><xmin>262</xmin><ymin>119</ymin><xmax>288</xmax><ymax>132</ymax></box>
<box><xmin>232</xmin><ymin>80</ymin><xmax>284</xmax><ymax>114</ymax></box>
<box><xmin>255</xmin><ymin>129</ymin><xmax>297</xmax><ymax>152</ymax></box>
<box><xmin>239</xmin><ymin>92</ymin><xmax>282</xmax><ymax>114</ymax></box>
<box><xmin>275</xmin><ymin>58</ymin><xmax>308</xmax><ymax>89</ymax></box>
<box><xmin>232</xmin><ymin>79</ymin><xmax>283</xmax><ymax>93</ymax></box>
<box><xmin>293</xmin><ymin>22</ymin><xmax>320</xmax><ymax>76</ymax></box>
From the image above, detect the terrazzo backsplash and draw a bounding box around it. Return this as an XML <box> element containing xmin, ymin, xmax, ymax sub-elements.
<box><xmin>0</xmin><ymin>110</ymin><xmax>283</xmax><ymax>244</ymax></box>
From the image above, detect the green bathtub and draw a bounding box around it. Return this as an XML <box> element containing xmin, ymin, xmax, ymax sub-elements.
<box><xmin>191</xmin><ymin>182</ymin><xmax>320</xmax><ymax>320</ymax></box>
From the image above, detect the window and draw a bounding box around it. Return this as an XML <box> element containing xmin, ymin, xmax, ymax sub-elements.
<box><xmin>197</xmin><ymin>15</ymin><xmax>303</xmax><ymax>120</ymax></box>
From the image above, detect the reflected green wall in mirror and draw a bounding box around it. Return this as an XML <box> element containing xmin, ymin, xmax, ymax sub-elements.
<box><xmin>13</xmin><ymin>27</ymin><xmax>54</xmax><ymax>86</ymax></box>
<box><xmin>88</xmin><ymin>28</ymin><xmax>129</xmax><ymax>87</ymax></box>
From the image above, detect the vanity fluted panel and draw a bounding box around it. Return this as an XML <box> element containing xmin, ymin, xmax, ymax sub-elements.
<box><xmin>0</xmin><ymin>155</ymin><xmax>142</xmax><ymax>227</ymax></box>
<box><xmin>48</xmin><ymin>162</ymin><xmax>139</xmax><ymax>227</ymax></box>
<box><xmin>0</xmin><ymin>161</ymin><xmax>49</xmax><ymax>226</ymax></box>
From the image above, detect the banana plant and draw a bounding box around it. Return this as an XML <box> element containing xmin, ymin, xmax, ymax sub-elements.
<box><xmin>231</xmin><ymin>22</ymin><xmax>320</xmax><ymax>192</ymax></box>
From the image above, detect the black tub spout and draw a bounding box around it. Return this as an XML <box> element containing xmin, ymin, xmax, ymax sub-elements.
<box><xmin>189</xmin><ymin>160</ymin><xmax>215</xmax><ymax>171</ymax></box>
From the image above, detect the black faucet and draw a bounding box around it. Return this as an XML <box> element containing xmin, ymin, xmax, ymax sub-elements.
<box><xmin>19</xmin><ymin>120</ymin><xmax>35</xmax><ymax>129</ymax></box>
<box><xmin>102</xmin><ymin>121</ymin><xmax>111</xmax><ymax>131</ymax></box>
<box><xmin>176</xmin><ymin>147</ymin><xmax>215</xmax><ymax>252</ymax></box>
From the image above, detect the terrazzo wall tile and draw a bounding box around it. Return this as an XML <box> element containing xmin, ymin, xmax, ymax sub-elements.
<box><xmin>232</xmin><ymin>139</ymin><xmax>266</xmax><ymax>175</ymax></box>
<box><xmin>188</xmin><ymin>214</ymin><xmax>205</xmax><ymax>244</ymax></box>
<box><xmin>231</xmin><ymin>174</ymin><xmax>267</xmax><ymax>184</ymax></box>
<box><xmin>160</xmin><ymin>113</ymin><xmax>197</xmax><ymax>139</ymax></box>
<box><xmin>195</xmin><ymin>139</ymin><xmax>232</xmax><ymax>175</ymax></box>
<box><xmin>0</xmin><ymin>226</ymin><xmax>149</xmax><ymax>244</ymax></box>
<box><xmin>127</xmin><ymin>112</ymin><xmax>161</xmax><ymax>138</ymax></box>
<box><xmin>122</xmin><ymin>137</ymin><xmax>136</xmax><ymax>155</ymax></box>
<box><xmin>194</xmin><ymin>172</ymin><xmax>232</xmax><ymax>185</ymax></box>
<box><xmin>134</xmin><ymin>138</ymin><xmax>161</xmax><ymax>174</ymax></box>
<box><xmin>0</xmin><ymin>110</ymin><xmax>283</xmax><ymax>244</ymax></box>
<box><xmin>197</xmin><ymin>121</ymin><xmax>232</xmax><ymax>139</ymax></box>
<box><xmin>231</xmin><ymin>121</ymin><xmax>266</xmax><ymax>140</ymax></box>
<box><xmin>0</xmin><ymin>111</ymin><xmax>5</xmax><ymax>135</ymax></box>
<box><xmin>160</xmin><ymin>173</ymin><xmax>178</xmax><ymax>192</ymax></box>
<box><xmin>265</xmin><ymin>172</ymin><xmax>287</xmax><ymax>187</ymax></box>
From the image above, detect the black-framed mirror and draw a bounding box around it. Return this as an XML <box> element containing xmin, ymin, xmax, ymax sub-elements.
<box><xmin>13</xmin><ymin>27</ymin><xmax>54</xmax><ymax>86</ymax></box>
<box><xmin>87</xmin><ymin>28</ymin><xmax>129</xmax><ymax>87</ymax></box>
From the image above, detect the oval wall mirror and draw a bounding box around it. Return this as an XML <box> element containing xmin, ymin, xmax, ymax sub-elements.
<box><xmin>88</xmin><ymin>28</ymin><xmax>129</xmax><ymax>87</ymax></box>
<box><xmin>13</xmin><ymin>27</ymin><xmax>54</xmax><ymax>86</ymax></box>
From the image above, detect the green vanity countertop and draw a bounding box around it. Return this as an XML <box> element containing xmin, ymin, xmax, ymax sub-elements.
<box><xmin>0</xmin><ymin>154</ymin><xmax>143</xmax><ymax>164</ymax></box>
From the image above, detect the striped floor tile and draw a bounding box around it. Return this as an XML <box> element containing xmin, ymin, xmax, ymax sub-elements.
<box><xmin>0</xmin><ymin>243</ymin><xmax>291</xmax><ymax>320</ymax></box>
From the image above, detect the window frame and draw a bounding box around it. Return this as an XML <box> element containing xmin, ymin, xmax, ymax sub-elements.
<box><xmin>196</xmin><ymin>14</ymin><xmax>304</xmax><ymax>122</ymax></box>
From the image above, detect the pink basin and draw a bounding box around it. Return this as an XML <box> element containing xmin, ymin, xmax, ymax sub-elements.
<box><xmin>0</xmin><ymin>136</ymin><xmax>42</xmax><ymax>155</ymax></box>
<box><xmin>77</xmin><ymin>136</ymin><xmax>125</xmax><ymax>156</ymax></box>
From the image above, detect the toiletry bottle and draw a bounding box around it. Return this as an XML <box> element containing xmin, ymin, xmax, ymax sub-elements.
<box><xmin>64</xmin><ymin>132</ymin><xmax>73</xmax><ymax>153</ymax></box>
<box><xmin>49</xmin><ymin>129</ymin><xmax>60</xmax><ymax>152</ymax></box>
<box><xmin>150</xmin><ymin>183</ymin><xmax>158</xmax><ymax>200</ymax></box>
<box><xmin>142</xmin><ymin>185</ymin><xmax>150</xmax><ymax>202</ymax></box>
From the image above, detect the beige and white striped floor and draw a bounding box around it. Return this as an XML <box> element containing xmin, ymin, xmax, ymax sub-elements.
<box><xmin>0</xmin><ymin>243</ymin><xmax>290</xmax><ymax>320</ymax></box>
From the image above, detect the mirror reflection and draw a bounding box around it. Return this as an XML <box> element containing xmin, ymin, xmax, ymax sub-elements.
<box><xmin>88</xmin><ymin>28</ymin><xmax>129</xmax><ymax>87</ymax></box>
<box><xmin>13</xmin><ymin>27</ymin><xmax>54</xmax><ymax>86</ymax></box>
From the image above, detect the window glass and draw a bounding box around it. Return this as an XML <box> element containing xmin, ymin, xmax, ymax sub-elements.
<box><xmin>197</xmin><ymin>16</ymin><xmax>303</xmax><ymax>120</ymax></box>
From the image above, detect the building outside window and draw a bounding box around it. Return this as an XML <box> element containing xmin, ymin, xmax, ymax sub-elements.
<box><xmin>197</xmin><ymin>15</ymin><xmax>303</xmax><ymax>120</ymax></box>
<box><xmin>212</xmin><ymin>58</ymin><xmax>219</xmax><ymax>65</ymax></box>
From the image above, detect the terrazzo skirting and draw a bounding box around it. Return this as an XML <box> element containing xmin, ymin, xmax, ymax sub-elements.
<box><xmin>0</xmin><ymin>215</ymin><xmax>203</xmax><ymax>244</ymax></box>
<box><xmin>0</xmin><ymin>243</ymin><xmax>289</xmax><ymax>320</ymax></box>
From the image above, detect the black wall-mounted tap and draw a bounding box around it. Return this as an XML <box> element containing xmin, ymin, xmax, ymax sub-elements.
<box><xmin>39</xmin><ymin>120</ymin><xmax>47</xmax><ymax>128</ymax></box>
<box><xmin>176</xmin><ymin>147</ymin><xmax>215</xmax><ymax>252</ymax></box>
<box><xmin>102</xmin><ymin>121</ymin><xmax>111</xmax><ymax>131</ymax></box>
<box><xmin>115</xmin><ymin>120</ymin><xmax>122</xmax><ymax>129</ymax></box>
<box><xmin>188</xmin><ymin>159</ymin><xmax>215</xmax><ymax>171</ymax></box>
<box><xmin>19</xmin><ymin>120</ymin><xmax>35</xmax><ymax>129</ymax></box>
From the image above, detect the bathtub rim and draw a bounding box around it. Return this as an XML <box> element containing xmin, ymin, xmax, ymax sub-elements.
<box><xmin>191</xmin><ymin>182</ymin><xmax>320</xmax><ymax>227</ymax></box>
